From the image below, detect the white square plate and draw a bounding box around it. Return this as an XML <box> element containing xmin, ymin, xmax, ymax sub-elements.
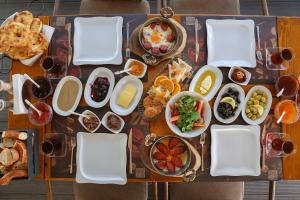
<box><xmin>210</xmin><ymin>125</ymin><xmax>261</xmax><ymax>176</ymax></box>
<box><xmin>206</xmin><ymin>19</ymin><xmax>256</xmax><ymax>68</ymax></box>
<box><xmin>76</xmin><ymin>132</ymin><xmax>127</xmax><ymax>184</ymax></box>
<box><xmin>73</xmin><ymin>17</ymin><xmax>123</xmax><ymax>65</ymax></box>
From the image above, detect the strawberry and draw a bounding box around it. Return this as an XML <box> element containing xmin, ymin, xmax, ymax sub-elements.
<box><xmin>153</xmin><ymin>151</ymin><xmax>167</xmax><ymax>160</ymax></box>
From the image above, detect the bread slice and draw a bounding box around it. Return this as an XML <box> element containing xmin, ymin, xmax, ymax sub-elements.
<box><xmin>10</xmin><ymin>149</ymin><xmax>19</xmax><ymax>163</ymax></box>
<box><xmin>30</xmin><ymin>18</ymin><xmax>42</xmax><ymax>33</ymax></box>
<box><xmin>0</xmin><ymin>148</ymin><xmax>14</xmax><ymax>166</ymax></box>
<box><xmin>2</xmin><ymin>138</ymin><xmax>16</xmax><ymax>148</ymax></box>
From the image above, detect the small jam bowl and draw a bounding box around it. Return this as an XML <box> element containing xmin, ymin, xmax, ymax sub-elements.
<box><xmin>78</xmin><ymin>110</ymin><xmax>101</xmax><ymax>133</ymax></box>
<box><xmin>101</xmin><ymin>111</ymin><xmax>125</xmax><ymax>134</ymax></box>
<box><xmin>228</xmin><ymin>66</ymin><xmax>251</xmax><ymax>86</ymax></box>
<box><xmin>124</xmin><ymin>59</ymin><xmax>147</xmax><ymax>78</ymax></box>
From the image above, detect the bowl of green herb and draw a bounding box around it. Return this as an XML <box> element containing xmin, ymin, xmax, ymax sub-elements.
<box><xmin>165</xmin><ymin>91</ymin><xmax>211</xmax><ymax>138</ymax></box>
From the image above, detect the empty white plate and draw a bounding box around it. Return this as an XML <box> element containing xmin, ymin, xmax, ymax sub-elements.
<box><xmin>73</xmin><ymin>16</ymin><xmax>123</xmax><ymax>65</ymax></box>
<box><xmin>210</xmin><ymin>125</ymin><xmax>261</xmax><ymax>176</ymax></box>
<box><xmin>206</xmin><ymin>19</ymin><xmax>256</xmax><ymax>68</ymax></box>
<box><xmin>76</xmin><ymin>132</ymin><xmax>127</xmax><ymax>184</ymax></box>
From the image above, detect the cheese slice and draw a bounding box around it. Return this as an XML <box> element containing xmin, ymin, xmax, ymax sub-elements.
<box><xmin>117</xmin><ymin>84</ymin><xmax>137</xmax><ymax>108</ymax></box>
<box><xmin>201</xmin><ymin>75</ymin><xmax>212</xmax><ymax>91</ymax></box>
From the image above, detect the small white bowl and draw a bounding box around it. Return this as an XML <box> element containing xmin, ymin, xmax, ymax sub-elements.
<box><xmin>102</xmin><ymin>111</ymin><xmax>125</xmax><ymax>134</ymax></box>
<box><xmin>124</xmin><ymin>59</ymin><xmax>147</xmax><ymax>78</ymax></box>
<box><xmin>165</xmin><ymin>91</ymin><xmax>212</xmax><ymax>138</ymax></box>
<box><xmin>228</xmin><ymin>66</ymin><xmax>251</xmax><ymax>85</ymax></box>
<box><xmin>78</xmin><ymin>110</ymin><xmax>101</xmax><ymax>133</ymax></box>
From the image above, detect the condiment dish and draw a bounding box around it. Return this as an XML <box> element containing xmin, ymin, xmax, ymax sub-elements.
<box><xmin>78</xmin><ymin>110</ymin><xmax>101</xmax><ymax>133</ymax></box>
<box><xmin>102</xmin><ymin>111</ymin><xmax>125</xmax><ymax>134</ymax></box>
<box><xmin>124</xmin><ymin>59</ymin><xmax>147</xmax><ymax>78</ymax></box>
<box><xmin>228</xmin><ymin>66</ymin><xmax>251</xmax><ymax>85</ymax></box>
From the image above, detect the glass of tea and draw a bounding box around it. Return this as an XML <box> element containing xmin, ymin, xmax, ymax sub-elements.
<box><xmin>266</xmin><ymin>47</ymin><xmax>295</xmax><ymax>70</ymax></box>
<box><xmin>31</xmin><ymin>76</ymin><xmax>53</xmax><ymax>100</ymax></box>
<box><xmin>40</xmin><ymin>56</ymin><xmax>65</xmax><ymax>78</ymax></box>
<box><xmin>271</xmin><ymin>48</ymin><xmax>295</xmax><ymax>65</ymax></box>
<box><xmin>28</xmin><ymin>102</ymin><xmax>53</xmax><ymax>126</ymax></box>
<box><xmin>266</xmin><ymin>132</ymin><xmax>296</xmax><ymax>157</ymax></box>
<box><xmin>275</xmin><ymin>75</ymin><xmax>299</xmax><ymax>97</ymax></box>
<box><xmin>274</xmin><ymin>100</ymin><xmax>299</xmax><ymax>124</ymax></box>
<box><xmin>40</xmin><ymin>133</ymin><xmax>66</xmax><ymax>157</ymax></box>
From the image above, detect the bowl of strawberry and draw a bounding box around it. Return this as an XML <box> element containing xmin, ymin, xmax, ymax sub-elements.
<box><xmin>150</xmin><ymin>136</ymin><xmax>191</xmax><ymax>176</ymax></box>
<box><xmin>165</xmin><ymin>91</ymin><xmax>211</xmax><ymax>138</ymax></box>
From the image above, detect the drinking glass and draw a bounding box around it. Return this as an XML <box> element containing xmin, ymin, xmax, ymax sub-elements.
<box><xmin>275</xmin><ymin>75</ymin><xmax>299</xmax><ymax>97</ymax></box>
<box><xmin>28</xmin><ymin>102</ymin><xmax>53</xmax><ymax>126</ymax></box>
<box><xmin>40</xmin><ymin>56</ymin><xmax>66</xmax><ymax>78</ymax></box>
<box><xmin>31</xmin><ymin>76</ymin><xmax>53</xmax><ymax>100</ymax></box>
<box><xmin>40</xmin><ymin>133</ymin><xmax>66</xmax><ymax>157</ymax></box>
<box><xmin>266</xmin><ymin>47</ymin><xmax>295</xmax><ymax>70</ymax></box>
<box><xmin>274</xmin><ymin>100</ymin><xmax>300</xmax><ymax>124</ymax></box>
<box><xmin>266</xmin><ymin>132</ymin><xmax>296</xmax><ymax>157</ymax></box>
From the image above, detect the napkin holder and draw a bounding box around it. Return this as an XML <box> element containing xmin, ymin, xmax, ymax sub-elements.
<box><xmin>12</xmin><ymin>74</ymin><xmax>28</xmax><ymax>115</ymax></box>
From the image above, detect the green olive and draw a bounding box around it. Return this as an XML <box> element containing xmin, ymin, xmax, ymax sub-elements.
<box><xmin>251</xmin><ymin>115</ymin><xmax>257</xmax><ymax>120</ymax></box>
<box><xmin>253</xmin><ymin>92</ymin><xmax>257</xmax><ymax>97</ymax></box>
<box><xmin>250</xmin><ymin>97</ymin><xmax>255</xmax><ymax>101</ymax></box>
<box><xmin>247</xmin><ymin>101</ymin><xmax>253</xmax><ymax>105</ymax></box>
<box><xmin>256</xmin><ymin>95</ymin><xmax>262</xmax><ymax>100</ymax></box>
<box><xmin>247</xmin><ymin>113</ymin><xmax>253</xmax><ymax>118</ymax></box>
<box><xmin>261</xmin><ymin>97</ymin><xmax>266</xmax><ymax>103</ymax></box>
<box><xmin>246</xmin><ymin>108</ymin><xmax>250</xmax><ymax>113</ymax></box>
<box><xmin>254</xmin><ymin>100</ymin><xmax>259</xmax><ymax>105</ymax></box>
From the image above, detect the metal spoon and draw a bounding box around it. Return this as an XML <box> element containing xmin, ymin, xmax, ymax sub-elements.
<box><xmin>276</xmin><ymin>88</ymin><xmax>285</xmax><ymax>97</ymax></box>
<box><xmin>24</xmin><ymin>73</ymin><xmax>40</xmax><ymax>88</ymax></box>
<box><xmin>276</xmin><ymin>111</ymin><xmax>286</xmax><ymax>124</ymax></box>
<box><xmin>115</xmin><ymin>68</ymin><xmax>132</xmax><ymax>75</ymax></box>
<box><xmin>25</xmin><ymin>99</ymin><xmax>42</xmax><ymax>117</ymax></box>
<box><xmin>256</xmin><ymin>26</ymin><xmax>263</xmax><ymax>61</ymax></box>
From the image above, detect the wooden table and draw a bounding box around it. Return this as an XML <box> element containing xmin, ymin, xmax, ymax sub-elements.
<box><xmin>7</xmin><ymin>16</ymin><xmax>300</xmax><ymax>181</ymax></box>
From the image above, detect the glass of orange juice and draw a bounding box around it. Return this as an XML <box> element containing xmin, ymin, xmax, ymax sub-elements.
<box><xmin>274</xmin><ymin>100</ymin><xmax>300</xmax><ymax>124</ymax></box>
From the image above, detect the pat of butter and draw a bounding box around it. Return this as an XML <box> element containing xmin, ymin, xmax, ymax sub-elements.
<box><xmin>117</xmin><ymin>84</ymin><xmax>137</xmax><ymax>108</ymax></box>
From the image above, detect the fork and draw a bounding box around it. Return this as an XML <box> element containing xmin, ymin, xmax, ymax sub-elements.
<box><xmin>70</xmin><ymin>136</ymin><xmax>76</xmax><ymax>174</ymax></box>
<box><xmin>256</xmin><ymin>26</ymin><xmax>263</xmax><ymax>61</ymax></box>
<box><xmin>200</xmin><ymin>132</ymin><xmax>206</xmax><ymax>172</ymax></box>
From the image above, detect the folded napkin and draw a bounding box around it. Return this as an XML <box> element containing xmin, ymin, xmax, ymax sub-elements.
<box><xmin>12</xmin><ymin>74</ymin><xmax>28</xmax><ymax>115</ymax></box>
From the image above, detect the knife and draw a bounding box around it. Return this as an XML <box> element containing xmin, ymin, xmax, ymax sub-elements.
<box><xmin>66</xmin><ymin>23</ymin><xmax>73</xmax><ymax>66</ymax></box>
<box><xmin>128</xmin><ymin>128</ymin><xmax>133</xmax><ymax>174</ymax></box>
<box><xmin>194</xmin><ymin>18</ymin><xmax>199</xmax><ymax>63</ymax></box>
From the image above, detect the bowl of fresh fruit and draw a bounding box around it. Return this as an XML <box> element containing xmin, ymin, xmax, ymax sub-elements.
<box><xmin>150</xmin><ymin>136</ymin><xmax>191</xmax><ymax>176</ymax></box>
<box><xmin>165</xmin><ymin>91</ymin><xmax>211</xmax><ymax>138</ymax></box>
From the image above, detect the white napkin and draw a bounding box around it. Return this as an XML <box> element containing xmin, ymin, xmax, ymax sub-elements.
<box><xmin>12</xmin><ymin>74</ymin><xmax>28</xmax><ymax>115</ymax></box>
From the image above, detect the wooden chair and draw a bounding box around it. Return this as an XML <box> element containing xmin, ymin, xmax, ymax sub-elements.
<box><xmin>53</xmin><ymin>0</ymin><xmax>159</xmax><ymax>16</ymax></box>
<box><xmin>73</xmin><ymin>182</ymin><xmax>148</xmax><ymax>200</ymax></box>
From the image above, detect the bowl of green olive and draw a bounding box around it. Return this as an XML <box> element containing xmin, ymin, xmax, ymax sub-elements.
<box><xmin>242</xmin><ymin>85</ymin><xmax>272</xmax><ymax>125</ymax></box>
